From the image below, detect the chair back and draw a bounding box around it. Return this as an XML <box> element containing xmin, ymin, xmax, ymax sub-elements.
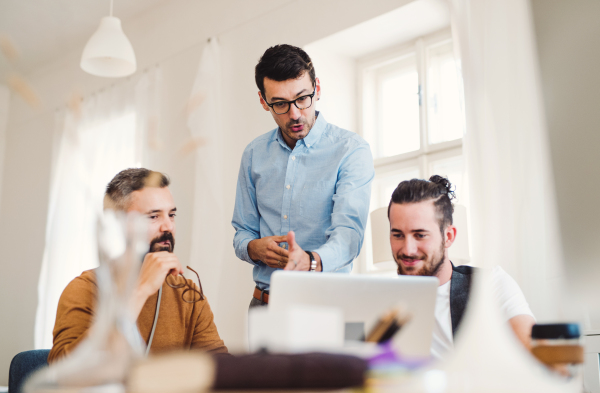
<box><xmin>8</xmin><ymin>350</ymin><xmax>50</xmax><ymax>393</ymax></box>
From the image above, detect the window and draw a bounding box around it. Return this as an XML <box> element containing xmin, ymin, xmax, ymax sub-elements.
<box><xmin>359</xmin><ymin>30</ymin><xmax>468</xmax><ymax>274</ymax></box>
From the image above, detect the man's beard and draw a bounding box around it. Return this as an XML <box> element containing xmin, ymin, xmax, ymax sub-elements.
<box><xmin>283</xmin><ymin>113</ymin><xmax>316</xmax><ymax>141</ymax></box>
<box><xmin>395</xmin><ymin>241</ymin><xmax>445</xmax><ymax>277</ymax></box>
<box><xmin>149</xmin><ymin>231</ymin><xmax>175</xmax><ymax>253</ymax></box>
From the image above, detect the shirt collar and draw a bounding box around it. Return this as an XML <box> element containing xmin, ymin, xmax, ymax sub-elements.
<box><xmin>274</xmin><ymin>111</ymin><xmax>326</xmax><ymax>151</ymax></box>
<box><xmin>274</xmin><ymin>128</ymin><xmax>290</xmax><ymax>151</ymax></box>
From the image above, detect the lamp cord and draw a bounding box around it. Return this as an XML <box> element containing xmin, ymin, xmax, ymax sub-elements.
<box><xmin>109</xmin><ymin>0</ymin><xmax>114</xmax><ymax>17</ymax></box>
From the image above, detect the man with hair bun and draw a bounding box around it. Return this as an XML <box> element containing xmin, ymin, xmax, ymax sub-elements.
<box><xmin>232</xmin><ymin>44</ymin><xmax>374</xmax><ymax>308</ymax></box>
<box><xmin>388</xmin><ymin>175</ymin><xmax>535</xmax><ymax>360</ymax></box>
<box><xmin>49</xmin><ymin>168</ymin><xmax>228</xmax><ymax>363</ymax></box>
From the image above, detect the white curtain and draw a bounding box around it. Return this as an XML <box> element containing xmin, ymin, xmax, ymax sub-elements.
<box><xmin>187</xmin><ymin>38</ymin><xmax>225</xmax><ymax>312</ymax></box>
<box><xmin>448</xmin><ymin>0</ymin><xmax>564</xmax><ymax>321</ymax></box>
<box><xmin>35</xmin><ymin>68</ymin><xmax>161</xmax><ymax>349</ymax></box>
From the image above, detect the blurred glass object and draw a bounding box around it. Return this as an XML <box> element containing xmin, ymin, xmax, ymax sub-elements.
<box><xmin>427</xmin><ymin>41</ymin><xmax>465</xmax><ymax>145</ymax></box>
<box><xmin>25</xmin><ymin>211</ymin><xmax>147</xmax><ymax>392</ymax></box>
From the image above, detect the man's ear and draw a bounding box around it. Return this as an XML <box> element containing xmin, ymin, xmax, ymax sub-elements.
<box><xmin>315</xmin><ymin>77</ymin><xmax>321</xmax><ymax>101</ymax></box>
<box><xmin>444</xmin><ymin>224</ymin><xmax>457</xmax><ymax>249</ymax></box>
<box><xmin>258</xmin><ymin>91</ymin><xmax>270</xmax><ymax>111</ymax></box>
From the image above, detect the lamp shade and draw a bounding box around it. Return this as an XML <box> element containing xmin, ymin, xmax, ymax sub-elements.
<box><xmin>80</xmin><ymin>16</ymin><xmax>136</xmax><ymax>78</ymax></box>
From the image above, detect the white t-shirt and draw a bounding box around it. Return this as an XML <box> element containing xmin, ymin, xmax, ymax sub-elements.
<box><xmin>430</xmin><ymin>266</ymin><xmax>535</xmax><ymax>360</ymax></box>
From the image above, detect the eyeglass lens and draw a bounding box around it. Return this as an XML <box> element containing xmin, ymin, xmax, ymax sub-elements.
<box><xmin>182</xmin><ymin>288</ymin><xmax>203</xmax><ymax>302</ymax></box>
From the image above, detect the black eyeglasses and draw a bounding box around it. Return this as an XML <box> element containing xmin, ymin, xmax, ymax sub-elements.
<box><xmin>165</xmin><ymin>265</ymin><xmax>205</xmax><ymax>303</ymax></box>
<box><xmin>263</xmin><ymin>86</ymin><xmax>316</xmax><ymax>115</ymax></box>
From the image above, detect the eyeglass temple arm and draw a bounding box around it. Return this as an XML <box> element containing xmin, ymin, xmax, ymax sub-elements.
<box><xmin>186</xmin><ymin>265</ymin><xmax>205</xmax><ymax>296</ymax></box>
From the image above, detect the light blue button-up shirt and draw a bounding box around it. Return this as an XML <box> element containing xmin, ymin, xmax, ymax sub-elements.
<box><xmin>232</xmin><ymin>113</ymin><xmax>374</xmax><ymax>291</ymax></box>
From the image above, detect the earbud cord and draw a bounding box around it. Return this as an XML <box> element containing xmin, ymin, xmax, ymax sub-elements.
<box><xmin>145</xmin><ymin>285</ymin><xmax>162</xmax><ymax>356</ymax></box>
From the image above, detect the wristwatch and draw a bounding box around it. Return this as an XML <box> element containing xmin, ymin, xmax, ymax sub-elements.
<box><xmin>306</xmin><ymin>251</ymin><xmax>317</xmax><ymax>272</ymax></box>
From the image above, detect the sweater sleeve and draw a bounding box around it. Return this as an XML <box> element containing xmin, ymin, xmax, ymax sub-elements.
<box><xmin>48</xmin><ymin>271</ymin><xmax>98</xmax><ymax>363</ymax></box>
<box><xmin>191</xmin><ymin>298</ymin><xmax>229</xmax><ymax>354</ymax></box>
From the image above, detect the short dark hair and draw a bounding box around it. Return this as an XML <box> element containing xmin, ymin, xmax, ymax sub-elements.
<box><xmin>104</xmin><ymin>168</ymin><xmax>170</xmax><ymax>211</ymax></box>
<box><xmin>255</xmin><ymin>44</ymin><xmax>316</xmax><ymax>99</ymax></box>
<box><xmin>388</xmin><ymin>175</ymin><xmax>456</xmax><ymax>232</ymax></box>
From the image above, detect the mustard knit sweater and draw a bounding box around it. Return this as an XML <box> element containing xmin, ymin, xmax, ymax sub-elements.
<box><xmin>49</xmin><ymin>269</ymin><xmax>228</xmax><ymax>363</ymax></box>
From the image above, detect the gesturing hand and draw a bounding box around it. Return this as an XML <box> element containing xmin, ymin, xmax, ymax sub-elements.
<box><xmin>284</xmin><ymin>231</ymin><xmax>323</xmax><ymax>271</ymax></box>
<box><xmin>283</xmin><ymin>231</ymin><xmax>309</xmax><ymax>271</ymax></box>
<box><xmin>248</xmin><ymin>235</ymin><xmax>289</xmax><ymax>269</ymax></box>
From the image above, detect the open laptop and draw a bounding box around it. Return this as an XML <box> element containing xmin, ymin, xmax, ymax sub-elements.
<box><xmin>269</xmin><ymin>271</ymin><xmax>438</xmax><ymax>358</ymax></box>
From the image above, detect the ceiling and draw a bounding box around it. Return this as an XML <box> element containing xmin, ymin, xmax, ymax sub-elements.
<box><xmin>0</xmin><ymin>0</ymin><xmax>450</xmax><ymax>79</ymax></box>
<box><xmin>0</xmin><ymin>0</ymin><xmax>170</xmax><ymax>77</ymax></box>
<box><xmin>305</xmin><ymin>0</ymin><xmax>450</xmax><ymax>58</ymax></box>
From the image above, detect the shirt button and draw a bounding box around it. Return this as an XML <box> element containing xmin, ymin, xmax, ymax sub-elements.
<box><xmin>286</xmin><ymin>185</ymin><xmax>291</xmax><ymax>189</ymax></box>
<box><xmin>307</xmin><ymin>144</ymin><xmax>311</xmax><ymax>147</ymax></box>
<box><xmin>291</xmin><ymin>156</ymin><xmax>296</xmax><ymax>160</ymax></box>
<box><xmin>283</xmin><ymin>244</ymin><xmax>287</xmax><ymax>249</ymax></box>
<box><xmin>284</xmin><ymin>215</ymin><xmax>288</xmax><ymax>219</ymax></box>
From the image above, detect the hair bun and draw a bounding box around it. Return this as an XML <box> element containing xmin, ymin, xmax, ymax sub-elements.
<box><xmin>429</xmin><ymin>175</ymin><xmax>456</xmax><ymax>200</ymax></box>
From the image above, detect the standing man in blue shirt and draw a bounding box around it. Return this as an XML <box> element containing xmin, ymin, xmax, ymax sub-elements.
<box><xmin>232</xmin><ymin>44</ymin><xmax>374</xmax><ymax>308</ymax></box>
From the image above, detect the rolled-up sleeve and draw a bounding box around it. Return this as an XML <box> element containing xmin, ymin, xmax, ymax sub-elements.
<box><xmin>232</xmin><ymin>146</ymin><xmax>260</xmax><ymax>265</ymax></box>
<box><xmin>314</xmin><ymin>140</ymin><xmax>374</xmax><ymax>272</ymax></box>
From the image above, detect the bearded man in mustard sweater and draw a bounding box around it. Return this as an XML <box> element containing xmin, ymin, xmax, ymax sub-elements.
<box><xmin>49</xmin><ymin>168</ymin><xmax>228</xmax><ymax>363</ymax></box>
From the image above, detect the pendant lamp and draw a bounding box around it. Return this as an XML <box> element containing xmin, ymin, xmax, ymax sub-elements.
<box><xmin>80</xmin><ymin>0</ymin><xmax>137</xmax><ymax>78</ymax></box>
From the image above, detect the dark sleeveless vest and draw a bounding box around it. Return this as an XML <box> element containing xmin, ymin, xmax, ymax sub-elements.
<box><xmin>449</xmin><ymin>263</ymin><xmax>477</xmax><ymax>337</ymax></box>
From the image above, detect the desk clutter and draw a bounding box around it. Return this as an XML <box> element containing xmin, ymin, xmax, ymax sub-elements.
<box><xmin>129</xmin><ymin>351</ymin><xmax>368</xmax><ymax>392</ymax></box>
<box><xmin>530</xmin><ymin>323</ymin><xmax>584</xmax><ymax>379</ymax></box>
<box><xmin>21</xmin><ymin>351</ymin><xmax>368</xmax><ymax>393</ymax></box>
<box><xmin>365</xmin><ymin>308</ymin><xmax>411</xmax><ymax>344</ymax></box>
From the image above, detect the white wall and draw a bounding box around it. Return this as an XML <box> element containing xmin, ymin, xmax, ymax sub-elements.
<box><xmin>0</xmin><ymin>0</ymin><xmax>414</xmax><ymax>384</ymax></box>
<box><xmin>0</xmin><ymin>85</ymin><xmax>8</xmax><ymax>211</ymax></box>
<box><xmin>0</xmin><ymin>92</ymin><xmax>54</xmax><ymax>386</ymax></box>
<box><xmin>530</xmin><ymin>0</ymin><xmax>600</xmax><ymax>327</ymax></box>
<box><xmin>303</xmin><ymin>47</ymin><xmax>357</xmax><ymax>133</ymax></box>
